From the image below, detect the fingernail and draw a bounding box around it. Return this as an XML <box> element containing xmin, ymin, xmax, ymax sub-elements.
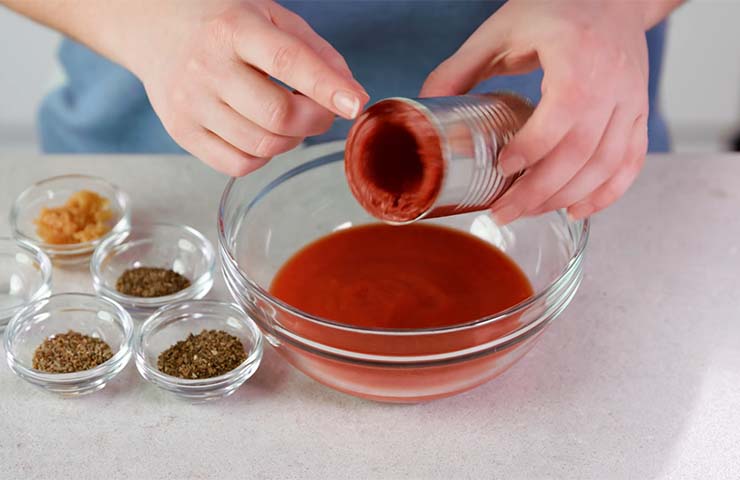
<box><xmin>491</xmin><ymin>204</ymin><xmax>521</xmax><ymax>226</ymax></box>
<box><xmin>332</xmin><ymin>90</ymin><xmax>361</xmax><ymax>119</ymax></box>
<box><xmin>567</xmin><ymin>203</ymin><xmax>593</xmax><ymax>221</ymax></box>
<box><xmin>497</xmin><ymin>153</ymin><xmax>526</xmax><ymax>177</ymax></box>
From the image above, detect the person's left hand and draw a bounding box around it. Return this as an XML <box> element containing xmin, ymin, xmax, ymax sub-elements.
<box><xmin>420</xmin><ymin>0</ymin><xmax>653</xmax><ymax>223</ymax></box>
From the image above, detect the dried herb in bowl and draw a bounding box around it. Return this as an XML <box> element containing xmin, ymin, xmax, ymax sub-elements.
<box><xmin>32</xmin><ymin>330</ymin><xmax>114</xmax><ymax>374</ymax></box>
<box><xmin>116</xmin><ymin>267</ymin><xmax>191</xmax><ymax>297</ymax></box>
<box><xmin>157</xmin><ymin>329</ymin><xmax>247</xmax><ymax>379</ymax></box>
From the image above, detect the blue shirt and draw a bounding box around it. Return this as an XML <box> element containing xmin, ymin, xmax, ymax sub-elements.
<box><xmin>39</xmin><ymin>1</ymin><xmax>670</xmax><ymax>153</ymax></box>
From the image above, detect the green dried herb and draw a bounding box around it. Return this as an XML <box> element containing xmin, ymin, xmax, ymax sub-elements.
<box><xmin>116</xmin><ymin>267</ymin><xmax>191</xmax><ymax>297</ymax></box>
<box><xmin>157</xmin><ymin>329</ymin><xmax>247</xmax><ymax>379</ymax></box>
<box><xmin>32</xmin><ymin>330</ymin><xmax>114</xmax><ymax>373</ymax></box>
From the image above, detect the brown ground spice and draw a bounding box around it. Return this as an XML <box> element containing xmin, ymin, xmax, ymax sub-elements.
<box><xmin>157</xmin><ymin>329</ymin><xmax>247</xmax><ymax>379</ymax></box>
<box><xmin>116</xmin><ymin>267</ymin><xmax>191</xmax><ymax>297</ymax></box>
<box><xmin>32</xmin><ymin>330</ymin><xmax>114</xmax><ymax>373</ymax></box>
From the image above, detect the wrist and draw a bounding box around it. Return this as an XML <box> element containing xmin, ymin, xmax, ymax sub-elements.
<box><xmin>593</xmin><ymin>1</ymin><xmax>678</xmax><ymax>32</ymax></box>
<box><xmin>595</xmin><ymin>2</ymin><xmax>649</xmax><ymax>30</ymax></box>
<box><xmin>640</xmin><ymin>0</ymin><xmax>684</xmax><ymax>30</ymax></box>
<box><xmin>92</xmin><ymin>2</ymin><xmax>190</xmax><ymax>79</ymax></box>
<box><xmin>91</xmin><ymin>1</ymin><xmax>235</xmax><ymax>79</ymax></box>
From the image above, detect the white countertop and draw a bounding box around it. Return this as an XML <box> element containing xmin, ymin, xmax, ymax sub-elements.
<box><xmin>1</xmin><ymin>145</ymin><xmax>739</xmax><ymax>480</ymax></box>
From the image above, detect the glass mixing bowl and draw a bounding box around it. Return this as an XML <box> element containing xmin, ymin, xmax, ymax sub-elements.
<box><xmin>218</xmin><ymin>144</ymin><xmax>589</xmax><ymax>403</ymax></box>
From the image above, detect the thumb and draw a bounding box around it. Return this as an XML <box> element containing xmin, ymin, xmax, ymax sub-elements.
<box><xmin>420</xmin><ymin>19</ymin><xmax>511</xmax><ymax>97</ymax></box>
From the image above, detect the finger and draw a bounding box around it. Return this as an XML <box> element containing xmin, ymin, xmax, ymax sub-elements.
<box><xmin>567</xmin><ymin>114</ymin><xmax>648</xmax><ymax>219</ymax></box>
<box><xmin>490</xmin><ymin>104</ymin><xmax>614</xmax><ymax>225</ymax></box>
<box><xmin>219</xmin><ymin>62</ymin><xmax>334</xmax><ymax>137</ymax></box>
<box><xmin>496</xmin><ymin>90</ymin><xmax>580</xmax><ymax>177</ymax></box>
<box><xmin>268</xmin><ymin>4</ymin><xmax>353</xmax><ymax>79</ymax></box>
<box><xmin>234</xmin><ymin>13</ymin><xmax>368</xmax><ymax>119</ymax></box>
<box><xmin>199</xmin><ymin>100</ymin><xmax>303</xmax><ymax>159</ymax></box>
<box><xmin>420</xmin><ymin>18</ymin><xmax>512</xmax><ymax>97</ymax></box>
<box><xmin>526</xmin><ymin>107</ymin><xmax>634</xmax><ymax>215</ymax></box>
<box><xmin>496</xmin><ymin>30</ymin><xmax>624</xmax><ymax>178</ymax></box>
<box><xmin>180</xmin><ymin>127</ymin><xmax>268</xmax><ymax>177</ymax></box>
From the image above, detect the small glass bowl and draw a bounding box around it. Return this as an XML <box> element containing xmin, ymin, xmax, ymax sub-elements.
<box><xmin>0</xmin><ymin>238</ymin><xmax>52</xmax><ymax>330</ymax></box>
<box><xmin>134</xmin><ymin>300</ymin><xmax>263</xmax><ymax>402</ymax></box>
<box><xmin>4</xmin><ymin>293</ymin><xmax>134</xmax><ymax>397</ymax></box>
<box><xmin>91</xmin><ymin>223</ymin><xmax>216</xmax><ymax>318</ymax></box>
<box><xmin>10</xmin><ymin>174</ymin><xmax>131</xmax><ymax>265</ymax></box>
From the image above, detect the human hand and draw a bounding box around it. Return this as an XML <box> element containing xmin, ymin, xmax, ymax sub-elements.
<box><xmin>123</xmin><ymin>0</ymin><xmax>368</xmax><ymax>176</ymax></box>
<box><xmin>420</xmin><ymin>0</ymin><xmax>653</xmax><ymax>222</ymax></box>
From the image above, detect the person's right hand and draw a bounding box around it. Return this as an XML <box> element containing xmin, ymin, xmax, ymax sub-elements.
<box><xmin>122</xmin><ymin>1</ymin><xmax>368</xmax><ymax>176</ymax></box>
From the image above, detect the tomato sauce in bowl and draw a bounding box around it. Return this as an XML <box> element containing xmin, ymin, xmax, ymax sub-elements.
<box><xmin>268</xmin><ymin>223</ymin><xmax>535</xmax><ymax>402</ymax></box>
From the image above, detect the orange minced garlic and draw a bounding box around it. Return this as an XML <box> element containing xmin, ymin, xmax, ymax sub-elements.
<box><xmin>34</xmin><ymin>190</ymin><xmax>113</xmax><ymax>244</ymax></box>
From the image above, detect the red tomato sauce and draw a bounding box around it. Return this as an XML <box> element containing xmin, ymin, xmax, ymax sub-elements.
<box><xmin>267</xmin><ymin>223</ymin><xmax>535</xmax><ymax>402</ymax></box>
<box><xmin>270</xmin><ymin>223</ymin><xmax>533</xmax><ymax>329</ymax></box>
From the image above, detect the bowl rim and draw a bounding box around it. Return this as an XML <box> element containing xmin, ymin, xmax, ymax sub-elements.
<box><xmin>217</xmin><ymin>144</ymin><xmax>590</xmax><ymax>335</ymax></box>
<box><xmin>90</xmin><ymin>222</ymin><xmax>217</xmax><ymax>308</ymax></box>
<box><xmin>3</xmin><ymin>292</ymin><xmax>135</xmax><ymax>383</ymax></box>
<box><xmin>9</xmin><ymin>174</ymin><xmax>132</xmax><ymax>255</ymax></box>
<box><xmin>0</xmin><ymin>237</ymin><xmax>53</xmax><ymax>322</ymax></box>
<box><xmin>133</xmin><ymin>299</ymin><xmax>264</xmax><ymax>387</ymax></box>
